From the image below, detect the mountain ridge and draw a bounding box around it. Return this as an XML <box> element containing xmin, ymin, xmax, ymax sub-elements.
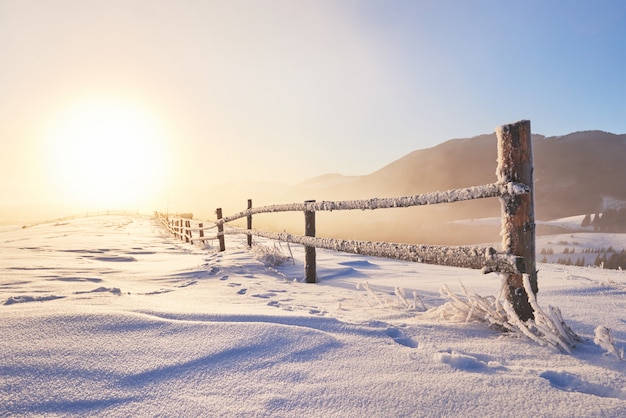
<box><xmin>259</xmin><ymin>129</ymin><xmax>625</xmax><ymax>244</ymax></box>
<box><xmin>294</xmin><ymin>130</ymin><xmax>626</xmax><ymax>221</ymax></box>
<box><xmin>189</xmin><ymin>129</ymin><xmax>625</xmax><ymax>245</ymax></box>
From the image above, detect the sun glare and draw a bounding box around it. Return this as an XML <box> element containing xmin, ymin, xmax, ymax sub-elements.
<box><xmin>44</xmin><ymin>95</ymin><xmax>171</xmax><ymax>211</ymax></box>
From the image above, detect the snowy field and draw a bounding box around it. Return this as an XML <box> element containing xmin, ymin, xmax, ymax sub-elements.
<box><xmin>1</xmin><ymin>215</ymin><xmax>625</xmax><ymax>417</ymax></box>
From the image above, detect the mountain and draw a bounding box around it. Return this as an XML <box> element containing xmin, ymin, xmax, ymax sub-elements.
<box><xmin>532</xmin><ymin>131</ymin><xmax>626</xmax><ymax>219</ymax></box>
<box><xmin>281</xmin><ymin>130</ymin><xmax>626</xmax><ymax>244</ymax></box>
<box><xmin>296</xmin><ymin>130</ymin><xmax>626</xmax><ymax>219</ymax></box>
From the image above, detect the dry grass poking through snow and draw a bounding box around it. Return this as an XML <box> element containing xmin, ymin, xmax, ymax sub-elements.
<box><xmin>422</xmin><ymin>274</ymin><xmax>583</xmax><ymax>353</ymax></box>
<box><xmin>250</xmin><ymin>241</ymin><xmax>294</xmax><ymax>267</ymax></box>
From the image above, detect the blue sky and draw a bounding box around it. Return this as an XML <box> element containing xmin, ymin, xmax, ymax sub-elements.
<box><xmin>1</xmin><ymin>0</ymin><xmax>625</xmax><ymax>215</ymax></box>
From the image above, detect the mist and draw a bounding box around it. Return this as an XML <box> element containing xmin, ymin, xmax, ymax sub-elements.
<box><xmin>162</xmin><ymin>178</ymin><xmax>505</xmax><ymax>247</ymax></box>
<box><xmin>158</xmin><ymin>130</ymin><xmax>626</xmax><ymax>247</ymax></box>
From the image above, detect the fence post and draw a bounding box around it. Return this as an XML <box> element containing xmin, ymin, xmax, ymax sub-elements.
<box><xmin>199</xmin><ymin>222</ymin><xmax>204</xmax><ymax>242</ymax></box>
<box><xmin>496</xmin><ymin>120</ymin><xmax>537</xmax><ymax>321</ymax></box>
<box><xmin>304</xmin><ymin>200</ymin><xmax>317</xmax><ymax>283</ymax></box>
<box><xmin>216</xmin><ymin>208</ymin><xmax>226</xmax><ymax>251</ymax></box>
<box><xmin>247</xmin><ymin>199</ymin><xmax>253</xmax><ymax>247</ymax></box>
<box><xmin>185</xmin><ymin>220</ymin><xmax>191</xmax><ymax>243</ymax></box>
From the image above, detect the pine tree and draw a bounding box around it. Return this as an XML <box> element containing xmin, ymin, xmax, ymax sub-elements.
<box><xmin>592</xmin><ymin>213</ymin><xmax>601</xmax><ymax>231</ymax></box>
<box><xmin>581</xmin><ymin>213</ymin><xmax>591</xmax><ymax>228</ymax></box>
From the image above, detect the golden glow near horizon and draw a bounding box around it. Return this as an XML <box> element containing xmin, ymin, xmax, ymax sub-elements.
<box><xmin>3</xmin><ymin>1</ymin><xmax>626</xmax><ymax>224</ymax></box>
<box><xmin>41</xmin><ymin>95</ymin><xmax>171</xmax><ymax>211</ymax></box>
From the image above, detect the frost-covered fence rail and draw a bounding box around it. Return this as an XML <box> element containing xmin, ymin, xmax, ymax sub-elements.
<box><xmin>227</xmin><ymin>228</ymin><xmax>525</xmax><ymax>274</ymax></box>
<box><xmin>157</xmin><ymin>120</ymin><xmax>537</xmax><ymax>320</ymax></box>
<box><xmin>155</xmin><ymin>183</ymin><xmax>528</xmax><ymax>274</ymax></box>
<box><xmin>155</xmin><ymin>212</ymin><xmax>216</xmax><ymax>244</ymax></box>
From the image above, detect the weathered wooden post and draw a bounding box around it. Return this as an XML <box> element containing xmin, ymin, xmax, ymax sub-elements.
<box><xmin>216</xmin><ymin>208</ymin><xmax>226</xmax><ymax>252</ymax></box>
<box><xmin>304</xmin><ymin>200</ymin><xmax>317</xmax><ymax>283</ymax></box>
<box><xmin>198</xmin><ymin>222</ymin><xmax>204</xmax><ymax>242</ymax></box>
<box><xmin>247</xmin><ymin>199</ymin><xmax>253</xmax><ymax>247</ymax></box>
<box><xmin>185</xmin><ymin>220</ymin><xmax>191</xmax><ymax>243</ymax></box>
<box><xmin>496</xmin><ymin>120</ymin><xmax>537</xmax><ymax>321</ymax></box>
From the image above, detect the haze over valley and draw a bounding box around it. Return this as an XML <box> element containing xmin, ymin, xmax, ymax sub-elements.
<box><xmin>168</xmin><ymin>129</ymin><xmax>626</xmax><ymax>246</ymax></box>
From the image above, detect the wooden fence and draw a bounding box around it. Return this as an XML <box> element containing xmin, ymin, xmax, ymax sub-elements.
<box><xmin>156</xmin><ymin>120</ymin><xmax>537</xmax><ymax>320</ymax></box>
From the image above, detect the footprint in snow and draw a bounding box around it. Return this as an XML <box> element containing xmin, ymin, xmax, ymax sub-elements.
<box><xmin>540</xmin><ymin>371</ymin><xmax>626</xmax><ymax>399</ymax></box>
<box><xmin>140</xmin><ymin>289</ymin><xmax>173</xmax><ymax>296</ymax></box>
<box><xmin>49</xmin><ymin>277</ymin><xmax>103</xmax><ymax>283</ymax></box>
<box><xmin>387</xmin><ymin>327</ymin><xmax>418</xmax><ymax>349</ymax></box>
<box><xmin>237</xmin><ymin>288</ymin><xmax>247</xmax><ymax>295</ymax></box>
<box><xmin>4</xmin><ymin>295</ymin><xmax>65</xmax><ymax>305</ymax></box>
<box><xmin>75</xmin><ymin>287</ymin><xmax>122</xmax><ymax>296</ymax></box>
<box><xmin>434</xmin><ymin>350</ymin><xmax>504</xmax><ymax>372</ymax></box>
<box><xmin>252</xmin><ymin>292</ymin><xmax>276</xmax><ymax>299</ymax></box>
<box><xmin>177</xmin><ymin>280</ymin><xmax>197</xmax><ymax>288</ymax></box>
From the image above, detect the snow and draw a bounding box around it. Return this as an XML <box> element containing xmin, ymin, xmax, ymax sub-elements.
<box><xmin>1</xmin><ymin>214</ymin><xmax>625</xmax><ymax>417</ymax></box>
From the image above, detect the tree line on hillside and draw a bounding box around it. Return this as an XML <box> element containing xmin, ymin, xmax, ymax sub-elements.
<box><xmin>593</xmin><ymin>251</ymin><xmax>626</xmax><ymax>270</ymax></box>
<box><xmin>580</xmin><ymin>209</ymin><xmax>626</xmax><ymax>232</ymax></box>
<box><xmin>540</xmin><ymin>250</ymin><xmax>626</xmax><ymax>270</ymax></box>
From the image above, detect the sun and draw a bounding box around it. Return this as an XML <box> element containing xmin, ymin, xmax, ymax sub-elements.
<box><xmin>43</xmin><ymin>95</ymin><xmax>171</xmax><ymax>211</ymax></box>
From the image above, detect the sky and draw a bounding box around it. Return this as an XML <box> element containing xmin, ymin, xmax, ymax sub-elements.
<box><xmin>1</xmin><ymin>0</ymin><xmax>626</xmax><ymax>219</ymax></box>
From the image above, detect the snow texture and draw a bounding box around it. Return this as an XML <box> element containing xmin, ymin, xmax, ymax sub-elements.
<box><xmin>1</xmin><ymin>215</ymin><xmax>625</xmax><ymax>417</ymax></box>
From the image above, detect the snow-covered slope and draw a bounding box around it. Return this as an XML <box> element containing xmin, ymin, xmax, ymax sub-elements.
<box><xmin>1</xmin><ymin>215</ymin><xmax>625</xmax><ymax>417</ymax></box>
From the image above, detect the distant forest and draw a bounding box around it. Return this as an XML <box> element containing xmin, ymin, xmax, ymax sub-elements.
<box><xmin>537</xmin><ymin>209</ymin><xmax>626</xmax><ymax>270</ymax></box>
<box><xmin>581</xmin><ymin>209</ymin><xmax>626</xmax><ymax>232</ymax></box>
<box><xmin>541</xmin><ymin>249</ymin><xmax>626</xmax><ymax>270</ymax></box>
